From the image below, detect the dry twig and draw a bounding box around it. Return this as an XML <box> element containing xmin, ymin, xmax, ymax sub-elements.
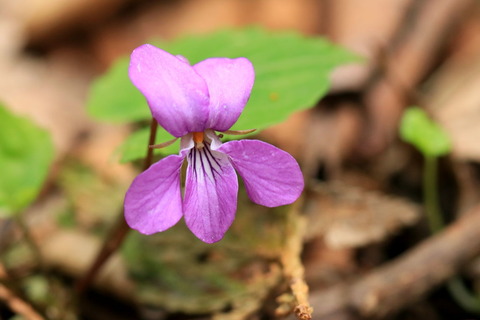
<box><xmin>279</xmin><ymin>200</ymin><xmax>313</xmax><ymax>320</ymax></box>
<box><xmin>0</xmin><ymin>263</ymin><xmax>45</xmax><ymax>320</ymax></box>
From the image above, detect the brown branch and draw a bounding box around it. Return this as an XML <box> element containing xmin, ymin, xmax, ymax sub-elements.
<box><xmin>0</xmin><ymin>263</ymin><xmax>45</xmax><ymax>320</ymax></box>
<box><xmin>309</xmin><ymin>203</ymin><xmax>480</xmax><ymax>319</ymax></box>
<box><xmin>0</xmin><ymin>285</ymin><xmax>45</xmax><ymax>320</ymax></box>
<box><xmin>75</xmin><ymin>118</ymin><xmax>158</xmax><ymax>294</ymax></box>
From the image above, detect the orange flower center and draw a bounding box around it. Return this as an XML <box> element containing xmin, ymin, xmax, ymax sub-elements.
<box><xmin>193</xmin><ymin>131</ymin><xmax>204</xmax><ymax>143</ymax></box>
<box><xmin>193</xmin><ymin>131</ymin><xmax>204</xmax><ymax>149</ymax></box>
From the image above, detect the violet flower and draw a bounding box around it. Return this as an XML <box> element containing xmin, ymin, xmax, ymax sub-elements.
<box><xmin>124</xmin><ymin>44</ymin><xmax>304</xmax><ymax>243</ymax></box>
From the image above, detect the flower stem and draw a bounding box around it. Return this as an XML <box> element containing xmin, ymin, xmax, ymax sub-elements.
<box><xmin>75</xmin><ymin>118</ymin><xmax>158</xmax><ymax>294</ymax></box>
<box><xmin>423</xmin><ymin>155</ymin><xmax>480</xmax><ymax>313</ymax></box>
<box><xmin>143</xmin><ymin>119</ymin><xmax>159</xmax><ymax>170</ymax></box>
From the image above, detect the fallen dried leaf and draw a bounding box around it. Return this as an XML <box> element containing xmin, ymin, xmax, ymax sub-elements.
<box><xmin>304</xmin><ymin>182</ymin><xmax>420</xmax><ymax>249</ymax></box>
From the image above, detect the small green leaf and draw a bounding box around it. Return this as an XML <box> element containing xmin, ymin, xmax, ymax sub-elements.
<box><xmin>399</xmin><ymin>107</ymin><xmax>451</xmax><ymax>157</ymax></box>
<box><xmin>118</xmin><ymin>127</ymin><xmax>179</xmax><ymax>163</ymax></box>
<box><xmin>0</xmin><ymin>105</ymin><xmax>54</xmax><ymax>216</ymax></box>
<box><xmin>87</xmin><ymin>57</ymin><xmax>150</xmax><ymax>122</ymax></box>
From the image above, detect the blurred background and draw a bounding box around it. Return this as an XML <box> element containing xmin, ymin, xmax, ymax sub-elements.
<box><xmin>2</xmin><ymin>0</ymin><xmax>480</xmax><ymax>319</ymax></box>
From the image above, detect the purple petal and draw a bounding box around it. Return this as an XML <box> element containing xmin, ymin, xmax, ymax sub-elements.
<box><xmin>124</xmin><ymin>154</ymin><xmax>184</xmax><ymax>235</ymax></box>
<box><xmin>183</xmin><ymin>146</ymin><xmax>238</xmax><ymax>243</ymax></box>
<box><xmin>193</xmin><ymin>57</ymin><xmax>254</xmax><ymax>131</ymax></box>
<box><xmin>218</xmin><ymin>140</ymin><xmax>304</xmax><ymax>207</ymax></box>
<box><xmin>129</xmin><ymin>44</ymin><xmax>210</xmax><ymax>137</ymax></box>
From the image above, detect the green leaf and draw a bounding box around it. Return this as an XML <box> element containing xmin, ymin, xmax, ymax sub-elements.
<box><xmin>88</xmin><ymin>27</ymin><xmax>359</xmax><ymax>161</ymax></box>
<box><xmin>0</xmin><ymin>105</ymin><xmax>54</xmax><ymax>216</ymax></box>
<box><xmin>87</xmin><ymin>57</ymin><xmax>150</xmax><ymax>122</ymax></box>
<box><xmin>399</xmin><ymin>107</ymin><xmax>451</xmax><ymax>157</ymax></box>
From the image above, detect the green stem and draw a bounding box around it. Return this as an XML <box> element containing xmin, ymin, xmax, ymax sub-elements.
<box><xmin>447</xmin><ymin>277</ymin><xmax>480</xmax><ymax>313</ymax></box>
<box><xmin>423</xmin><ymin>155</ymin><xmax>443</xmax><ymax>233</ymax></box>
<box><xmin>423</xmin><ymin>155</ymin><xmax>480</xmax><ymax>313</ymax></box>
